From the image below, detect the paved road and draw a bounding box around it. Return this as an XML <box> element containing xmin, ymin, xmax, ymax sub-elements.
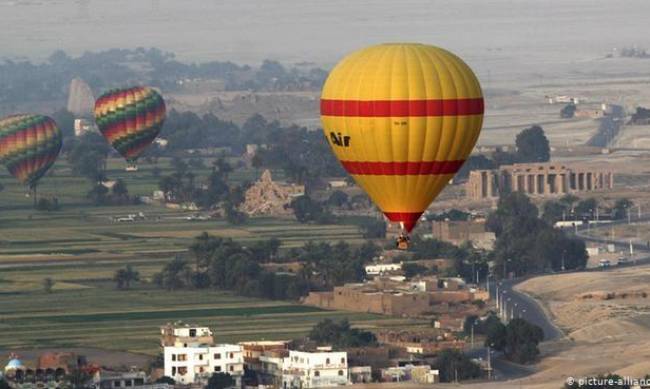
<box><xmin>469</xmin><ymin>218</ymin><xmax>650</xmax><ymax>380</ymax></box>
<box><xmin>492</xmin><ymin>279</ymin><xmax>563</xmax><ymax>341</ymax></box>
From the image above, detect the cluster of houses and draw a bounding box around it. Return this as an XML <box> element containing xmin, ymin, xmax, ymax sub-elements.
<box><xmin>2</xmin><ymin>321</ymin><xmax>447</xmax><ymax>388</ymax></box>
<box><xmin>160</xmin><ymin>323</ymin><xmax>439</xmax><ymax>388</ymax></box>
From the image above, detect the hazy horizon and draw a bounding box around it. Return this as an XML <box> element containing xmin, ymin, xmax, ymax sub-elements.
<box><xmin>2</xmin><ymin>0</ymin><xmax>650</xmax><ymax>84</ymax></box>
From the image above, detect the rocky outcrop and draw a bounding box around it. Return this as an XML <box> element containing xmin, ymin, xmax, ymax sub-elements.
<box><xmin>240</xmin><ymin>170</ymin><xmax>304</xmax><ymax>216</ymax></box>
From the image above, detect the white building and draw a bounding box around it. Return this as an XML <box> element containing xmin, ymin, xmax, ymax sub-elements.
<box><xmin>74</xmin><ymin>118</ymin><xmax>96</xmax><ymax>136</ymax></box>
<box><xmin>380</xmin><ymin>365</ymin><xmax>439</xmax><ymax>384</ymax></box>
<box><xmin>154</xmin><ymin>138</ymin><xmax>169</xmax><ymax>148</ymax></box>
<box><xmin>164</xmin><ymin>344</ymin><xmax>244</xmax><ymax>386</ymax></box>
<box><xmin>281</xmin><ymin>350</ymin><xmax>348</xmax><ymax>389</ymax></box>
<box><xmin>364</xmin><ymin>262</ymin><xmax>402</xmax><ymax>276</ymax></box>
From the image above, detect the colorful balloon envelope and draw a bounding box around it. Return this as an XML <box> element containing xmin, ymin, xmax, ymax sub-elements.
<box><xmin>320</xmin><ymin>43</ymin><xmax>484</xmax><ymax>232</ymax></box>
<box><xmin>0</xmin><ymin>114</ymin><xmax>63</xmax><ymax>188</ymax></box>
<box><xmin>94</xmin><ymin>86</ymin><xmax>166</xmax><ymax>163</ymax></box>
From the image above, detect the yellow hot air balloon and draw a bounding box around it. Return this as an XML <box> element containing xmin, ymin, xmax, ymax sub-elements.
<box><xmin>320</xmin><ymin>43</ymin><xmax>484</xmax><ymax>236</ymax></box>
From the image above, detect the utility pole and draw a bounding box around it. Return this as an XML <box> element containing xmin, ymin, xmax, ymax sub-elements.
<box><xmin>495</xmin><ymin>284</ymin><xmax>499</xmax><ymax>310</ymax></box>
<box><xmin>471</xmin><ymin>323</ymin><xmax>475</xmax><ymax>349</ymax></box>
<box><xmin>487</xmin><ymin>345</ymin><xmax>492</xmax><ymax>380</ymax></box>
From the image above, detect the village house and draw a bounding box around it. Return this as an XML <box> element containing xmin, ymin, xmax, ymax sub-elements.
<box><xmin>303</xmin><ymin>276</ymin><xmax>486</xmax><ymax>317</ymax></box>
<box><xmin>430</xmin><ymin>218</ymin><xmax>496</xmax><ymax>250</ymax></box>
<box><xmin>364</xmin><ymin>262</ymin><xmax>402</xmax><ymax>276</ymax></box>
<box><xmin>380</xmin><ymin>364</ymin><xmax>439</xmax><ymax>384</ymax></box>
<box><xmin>163</xmin><ymin>343</ymin><xmax>245</xmax><ymax>386</ymax></box>
<box><xmin>279</xmin><ymin>350</ymin><xmax>349</xmax><ymax>389</ymax></box>
<box><xmin>161</xmin><ymin>323</ymin><xmax>244</xmax><ymax>386</ymax></box>
<box><xmin>255</xmin><ymin>348</ymin><xmax>350</xmax><ymax>389</ymax></box>
<box><xmin>376</xmin><ymin>329</ymin><xmax>465</xmax><ymax>356</ymax></box>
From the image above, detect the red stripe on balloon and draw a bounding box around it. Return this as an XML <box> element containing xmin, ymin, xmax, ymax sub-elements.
<box><xmin>340</xmin><ymin>160</ymin><xmax>464</xmax><ymax>175</ymax></box>
<box><xmin>320</xmin><ymin>98</ymin><xmax>484</xmax><ymax>117</ymax></box>
<box><xmin>384</xmin><ymin>212</ymin><xmax>424</xmax><ymax>233</ymax></box>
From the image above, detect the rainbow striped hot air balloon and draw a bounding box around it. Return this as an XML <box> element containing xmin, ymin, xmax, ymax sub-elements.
<box><xmin>0</xmin><ymin>114</ymin><xmax>63</xmax><ymax>189</ymax></box>
<box><xmin>94</xmin><ymin>86</ymin><xmax>166</xmax><ymax>167</ymax></box>
<box><xmin>320</xmin><ymin>43</ymin><xmax>484</xmax><ymax>233</ymax></box>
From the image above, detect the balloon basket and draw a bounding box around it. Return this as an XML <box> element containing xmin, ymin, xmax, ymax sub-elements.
<box><xmin>125</xmin><ymin>164</ymin><xmax>139</xmax><ymax>172</ymax></box>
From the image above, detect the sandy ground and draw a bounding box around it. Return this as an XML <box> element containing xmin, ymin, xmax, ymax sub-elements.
<box><xmin>412</xmin><ymin>266</ymin><xmax>650</xmax><ymax>388</ymax></box>
<box><xmin>499</xmin><ymin>266</ymin><xmax>650</xmax><ymax>388</ymax></box>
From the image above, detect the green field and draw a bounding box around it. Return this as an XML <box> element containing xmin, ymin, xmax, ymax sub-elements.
<box><xmin>0</xmin><ymin>159</ymin><xmax>366</xmax><ymax>260</ymax></box>
<box><xmin>0</xmin><ymin>281</ymin><xmax>420</xmax><ymax>355</ymax></box>
<box><xmin>0</xmin><ymin>157</ymin><xmax>423</xmax><ymax>355</ymax></box>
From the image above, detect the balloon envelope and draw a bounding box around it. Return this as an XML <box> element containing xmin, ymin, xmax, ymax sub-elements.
<box><xmin>0</xmin><ymin>114</ymin><xmax>62</xmax><ymax>188</ymax></box>
<box><xmin>94</xmin><ymin>86</ymin><xmax>166</xmax><ymax>163</ymax></box>
<box><xmin>320</xmin><ymin>43</ymin><xmax>484</xmax><ymax>232</ymax></box>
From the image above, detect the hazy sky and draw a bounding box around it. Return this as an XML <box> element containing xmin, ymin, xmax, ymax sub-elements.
<box><xmin>1</xmin><ymin>0</ymin><xmax>649</xmax><ymax>80</ymax></box>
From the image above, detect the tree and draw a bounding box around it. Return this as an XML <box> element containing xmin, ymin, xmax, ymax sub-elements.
<box><xmin>154</xmin><ymin>256</ymin><xmax>192</xmax><ymax>290</ymax></box>
<box><xmin>206</xmin><ymin>373</ymin><xmax>234</xmax><ymax>389</ymax></box>
<box><xmin>403</xmin><ymin>263</ymin><xmax>428</xmax><ymax>278</ymax></box>
<box><xmin>486</xmin><ymin>318</ymin><xmax>544</xmax><ymax>364</ymax></box>
<box><xmin>455</xmin><ymin>154</ymin><xmax>495</xmax><ymax>180</ymax></box>
<box><xmin>225</xmin><ymin>203</ymin><xmax>247</xmax><ymax>225</ymax></box>
<box><xmin>327</xmin><ymin>190</ymin><xmax>349</xmax><ymax>207</ymax></box>
<box><xmin>541</xmin><ymin>200</ymin><xmax>569</xmax><ymax>225</ymax></box>
<box><xmin>429</xmin><ymin>209</ymin><xmax>471</xmax><ymax>222</ymax></box>
<box><xmin>575</xmin><ymin>198</ymin><xmax>598</xmax><ymax>219</ymax></box>
<box><xmin>112</xmin><ymin>179</ymin><xmax>129</xmax><ymax>198</ymax></box>
<box><xmin>433</xmin><ymin>349</ymin><xmax>482</xmax><ymax>382</ymax></box>
<box><xmin>515</xmin><ymin>125</ymin><xmax>550</xmax><ymax>163</ymax></box>
<box><xmin>559</xmin><ymin>194</ymin><xmax>579</xmax><ymax>211</ymax></box>
<box><xmin>213</xmin><ymin>157</ymin><xmax>234</xmax><ymax>180</ymax></box>
<box><xmin>87</xmin><ymin>183</ymin><xmax>109</xmax><ymax>205</ymax></box>
<box><xmin>488</xmin><ymin>192</ymin><xmax>586</xmax><ymax>276</ymax></box>
<box><xmin>502</xmin><ymin>318</ymin><xmax>544</xmax><ymax>364</ymax></box>
<box><xmin>612</xmin><ymin>198</ymin><xmax>633</xmax><ymax>220</ymax></box>
<box><xmin>171</xmin><ymin>157</ymin><xmax>188</xmax><ymax>176</ymax></box>
<box><xmin>113</xmin><ymin>265</ymin><xmax>140</xmax><ymax>289</ymax></box>
<box><xmin>289</xmin><ymin>195</ymin><xmax>330</xmax><ymax>223</ymax></box>
<box><xmin>560</xmin><ymin>103</ymin><xmax>577</xmax><ymax>119</ymax></box>
<box><xmin>67</xmin><ymin>133</ymin><xmax>110</xmax><ymax>183</ymax></box>
<box><xmin>309</xmin><ymin>319</ymin><xmax>377</xmax><ymax>348</ymax></box>
<box><xmin>358</xmin><ymin>218</ymin><xmax>387</xmax><ymax>239</ymax></box>
<box><xmin>43</xmin><ymin>277</ymin><xmax>54</xmax><ymax>293</ymax></box>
